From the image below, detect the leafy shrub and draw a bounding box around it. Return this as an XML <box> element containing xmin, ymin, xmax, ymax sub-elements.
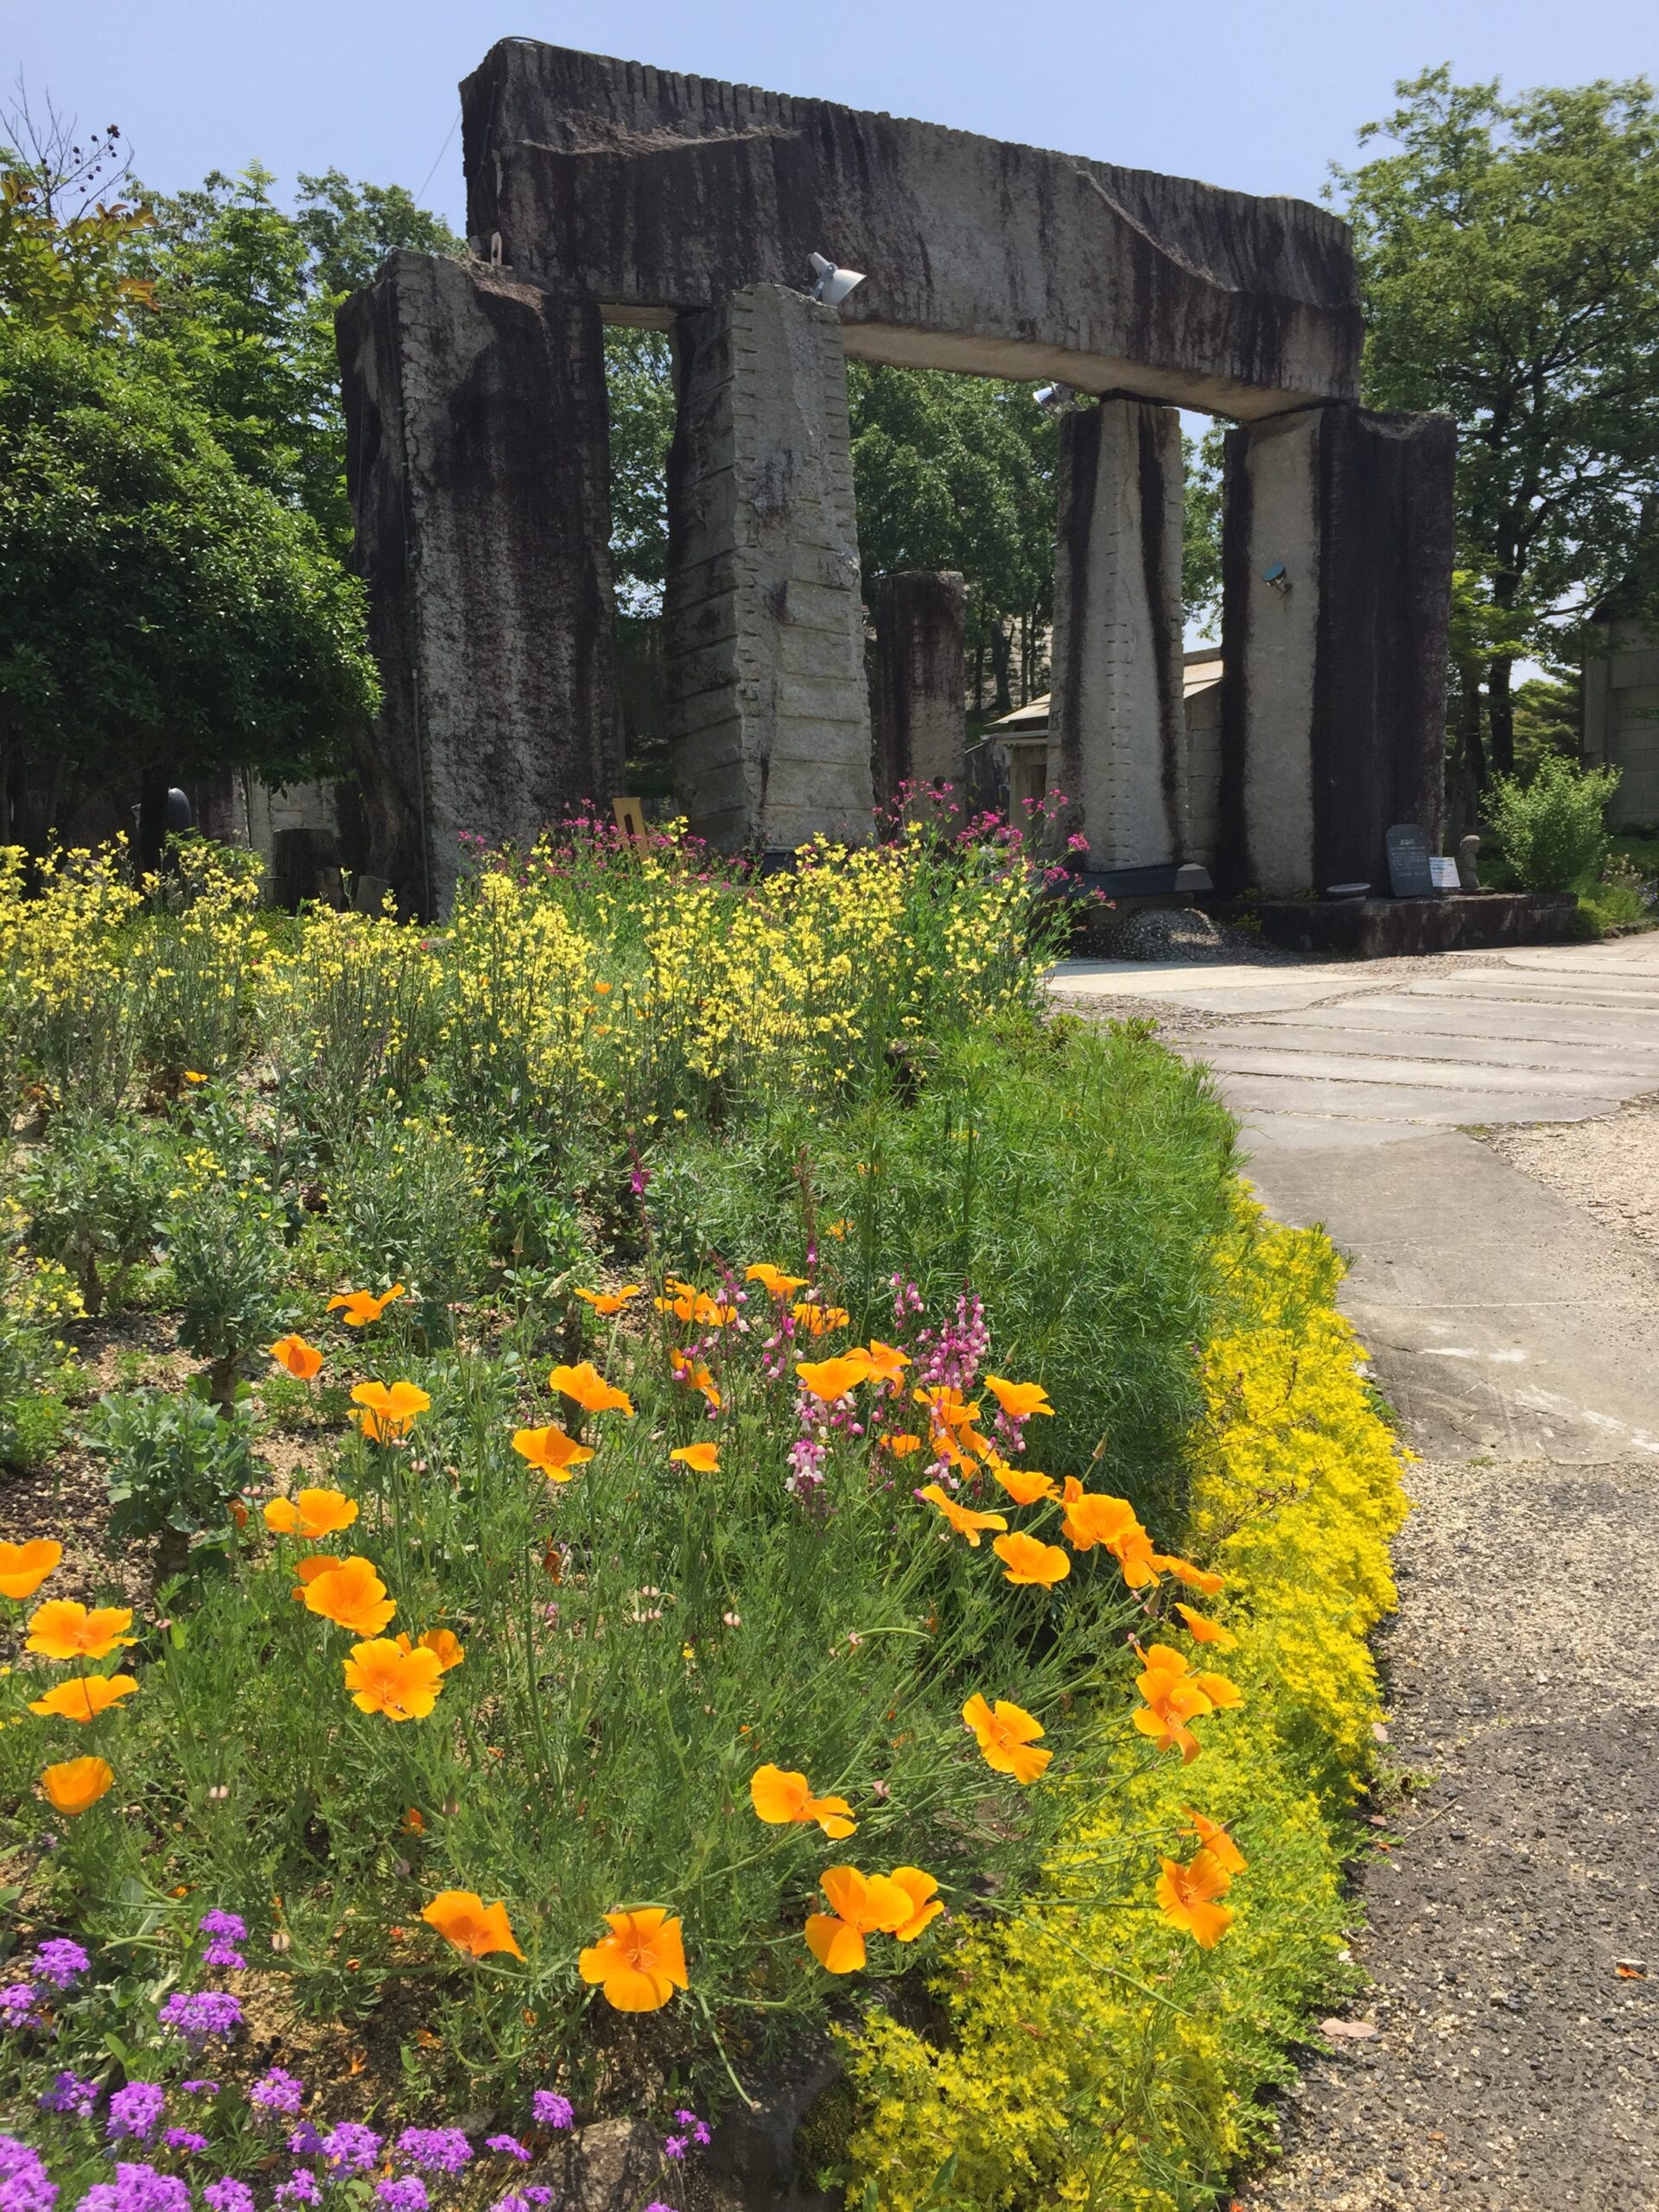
<box><xmin>329</xmin><ymin>1115</ymin><xmax>491</xmax><ymax>1344</ymax></box>
<box><xmin>162</xmin><ymin>1156</ymin><xmax>295</xmax><ymax>1396</ymax></box>
<box><xmin>1486</xmin><ymin>755</ymin><xmax>1621</xmax><ymax>892</ymax></box>
<box><xmin>135</xmin><ymin>836</ymin><xmax>267</xmax><ymax>1080</ymax></box>
<box><xmin>0</xmin><ymin>1309</ymin><xmax>73</xmax><ymax>1470</ymax></box>
<box><xmin>81</xmin><ymin>1382</ymin><xmax>257</xmax><ymax>1585</ymax></box>
<box><xmin>18</xmin><ymin>1111</ymin><xmax>174</xmax><ymax>1315</ymax></box>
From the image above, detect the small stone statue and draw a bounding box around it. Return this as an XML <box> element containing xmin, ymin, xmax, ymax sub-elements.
<box><xmin>1457</xmin><ymin>833</ymin><xmax>1481</xmax><ymax>891</ymax></box>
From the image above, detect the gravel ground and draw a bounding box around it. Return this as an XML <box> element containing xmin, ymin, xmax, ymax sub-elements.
<box><xmin>1484</xmin><ymin>1103</ymin><xmax>1659</xmax><ymax>1265</ymax></box>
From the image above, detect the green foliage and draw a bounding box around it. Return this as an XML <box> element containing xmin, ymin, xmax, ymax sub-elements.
<box><xmin>0</xmin><ymin>1308</ymin><xmax>73</xmax><ymax>1470</ymax></box>
<box><xmin>1486</xmin><ymin>754</ymin><xmax>1620</xmax><ymax>892</ymax></box>
<box><xmin>1183</xmin><ymin>424</ymin><xmax>1224</xmax><ymax>636</ymax></box>
<box><xmin>82</xmin><ymin>1382</ymin><xmax>257</xmax><ymax>1579</ymax></box>
<box><xmin>328</xmin><ymin>1116</ymin><xmax>491</xmax><ymax>1345</ymax></box>
<box><xmin>1337</xmin><ymin>67</ymin><xmax>1659</xmax><ymax>773</ymax></box>
<box><xmin>604</xmin><ymin>327</ymin><xmax>677</xmax><ymax>612</ymax></box>
<box><xmin>162</xmin><ymin>1163</ymin><xmax>294</xmax><ymax>1392</ymax></box>
<box><xmin>0</xmin><ymin>326</ymin><xmax>379</xmax><ymax>831</ymax></box>
<box><xmin>17</xmin><ymin>1111</ymin><xmax>173</xmax><ymax>1315</ymax></box>
<box><xmin>0</xmin><ymin>111</ymin><xmax>156</xmax><ymax>337</ymax></box>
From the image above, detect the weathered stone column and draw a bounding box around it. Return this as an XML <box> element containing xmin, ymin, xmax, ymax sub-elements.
<box><xmin>337</xmin><ymin>251</ymin><xmax>621</xmax><ymax>916</ymax></box>
<box><xmin>1217</xmin><ymin>404</ymin><xmax>1456</xmax><ymax>895</ymax></box>
<box><xmin>872</xmin><ymin>570</ymin><xmax>967</xmax><ymax>804</ymax></box>
<box><xmin>1046</xmin><ymin>399</ymin><xmax>1186</xmax><ymax>872</ymax></box>
<box><xmin>664</xmin><ymin>283</ymin><xmax>873</xmax><ymax>851</ymax></box>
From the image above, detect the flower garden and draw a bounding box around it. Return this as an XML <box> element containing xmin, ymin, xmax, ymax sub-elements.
<box><xmin>0</xmin><ymin>821</ymin><xmax>1408</xmax><ymax>2211</ymax></box>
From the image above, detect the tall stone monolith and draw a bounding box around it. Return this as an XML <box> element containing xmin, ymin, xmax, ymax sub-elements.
<box><xmin>872</xmin><ymin>571</ymin><xmax>968</xmax><ymax>806</ymax></box>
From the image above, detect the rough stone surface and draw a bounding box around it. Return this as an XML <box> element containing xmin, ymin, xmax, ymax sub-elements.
<box><xmin>1048</xmin><ymin>398</ymin><xmax>1185</xmax><ymax>870</ymax></box>
<box><xmin>665</xmin><ymin>283</ymin><xmax>873</xmax><ymax>850</ymax></box>
<box><xmin>337</xmin><ymin>251</ymin><xmax>622</xmax><ymax>915</ymax></box>
<box><xmin>871</xmin><ymin>570</ymin><xmax>967</xmax><ymax>803</ymax></box>
<box><xmin>1217</xmin><ymin>404</ymin><xmax>1456</xmax><ymax>897</ymax></box>
<box><xmin>1255</xmin><ymin>892</ymin><xmax>1578</xmax><ymax>958</ymax></box>
<box><xmin>1486</xmin><ymin>1100</ymin><xmax>1659</xmax><ymax>1262</ymax></box>
<box><xmin>460</xmin><ymin>41</ymin><xmax>1363</xmax><ymax>417</ymax></box>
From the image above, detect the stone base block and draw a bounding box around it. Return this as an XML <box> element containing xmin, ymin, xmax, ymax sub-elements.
<box><xmin>1255</xmin><ymin>892</ymin><xmax>1579</xmax><ymax>958</ymax></box>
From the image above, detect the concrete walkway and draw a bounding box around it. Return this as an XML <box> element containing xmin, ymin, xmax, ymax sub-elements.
<box><xmin>1052</xmin><ymin>938</ymin><xmax>1659</xmax><ymax>2208</ymax></box>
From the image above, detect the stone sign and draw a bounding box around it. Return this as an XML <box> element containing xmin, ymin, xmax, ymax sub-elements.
<box><xmin>1386</xmin><ymin>823</ymin><xmax>1435</xmax><ymax>899</ymax></box>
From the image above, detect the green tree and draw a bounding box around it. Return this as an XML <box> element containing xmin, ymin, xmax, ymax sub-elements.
<box><xmin>604</xmin><ymin>327</ymin><xmax>677</xmax><ymax>612</ymax></box>
<box><xmin>0</xmin><ymin>97</ymin><xmax>156</xmax><ymax>338</ymax></box>
<box><xmin>0</xmin><ymin>326</ymin><xmax>378</xmax><ymax>843</ymax></box>
<box><xmin>1335</xmin><ymin>67</ymin><xmax>1659</xmax><ymax>781</ymax></box>
<box><xmin>1182</xmin><ymin>424</ymin><xmax>1224</xmax><ymax>639</ymax></box>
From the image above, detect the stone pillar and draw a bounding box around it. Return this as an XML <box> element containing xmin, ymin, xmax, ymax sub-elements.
<box><xmin>664</xmin><ymin>283</ymin><xmax>874</xmax><ymax>851</ymax></box>
<box><xmin>1046</xmin><ymin>398</ymin><xmax>1185</xmax><ymax>870</ymax></box>
<box><xmin>1217</xmin><ymin>404</ymin><xmax>1456</xmax><ymax>896</ymax></box>
<box><xmin>336</xmin><ymin>251</ymin><xmax>622</xmax><ymax>917</ymax></box>
<box><xmin>872</xmin><ymin>571</ymin><xmax>968</xmax><ymax>804</ymax></box>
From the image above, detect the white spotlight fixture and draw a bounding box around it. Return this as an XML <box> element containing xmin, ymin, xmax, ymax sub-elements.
<box><xmin>810</xmin><ymin>251</ymin><xmax>866</xmax><ymax>307</ymax></box>
<box><xmin>1034</xmin><ymin>382</ymin><xmax>1077</xmax><ymax>415</ymax></box>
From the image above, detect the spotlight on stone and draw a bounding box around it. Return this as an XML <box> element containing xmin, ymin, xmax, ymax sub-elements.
<box><xmin>1035</xmin><ymin>383</ymin><xmax>1077</xmax><ymax>415</ymax></box>
<box><xmin>809</xmin><ymin>251</ymin><xmax>866</xmax><ymax>306</ymax></box>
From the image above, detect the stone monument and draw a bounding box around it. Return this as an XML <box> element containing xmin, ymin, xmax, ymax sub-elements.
<box><xmin>872</xmin><ymin>572</ymin><xmax>969</xmax><ymax>805</ymax></box>
<box><xmin>337</xmin><ymin>40</ymin><xmax>1455</xmax><ymax>914</ymax></box>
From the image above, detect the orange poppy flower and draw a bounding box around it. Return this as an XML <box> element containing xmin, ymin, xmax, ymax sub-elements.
<box><xmin>669</xmin><ymin>1350</ymin><xmax>721</xmax><ymax>1411</ymax></box>
<box><xmin>962</xmin><ymin>1694</ymin><xmax>1052</xmax><ymax>1784</ymax></box>
<box><xmin>749</xmin><ymin>1763</ymin><xmax>856</xmax><ymax>1839</ymax></box>
<box><xmin>422</xmin><ymin>1888</ymin><xmax>524</xmax><ymax>1960</ymax></box>
<box><xmin>1132</xmin><ymin>1644</ymin><xmax>1214</xmax><ymax>1763</ymax></box>
<box><xmin>880</xmin><ymin>1433</ymin><xmax>924</xmax><ymax>1458</ymax></box>
<box><xmin>342</xmin><ymin>1637</ymin><xmax>444</xmax><ymax>1721</ymax></box>
<box><xmin>350</xmin><ymin>1380</ymin><xmax>429</xmax><ymax>1442</ymax></box>
<box><xmin>327</xmin><ymin>1284</ymin><xmax>406</xmax><ymax>1326</ymax></box>
<box><xmin>40</xmin><ymin>1755</ymin><xmax>114</xmax><ymax>1815</ymax></box>
<box><xmin>290</xmin><ymin>1553</ymin><xmax>344</xmax><ymax>1599</ymax></box>
<box><xmin>914</xmin><ymin>1386</ymin><xmax>982</xmax><ymax>1433</ymax></box>
<box><xmin>993</xmin><ymin>1531</ymin><xmax>1071</xmax><ymax>1587</ymax></box>
<box><xmin>982</xmin><ymin>1376</ymin><xmax>1054</xmax><ymax>1421</ymax></box>
<box><xmin>1155</xmin><ymin>1849</ymin><xmax>1236</xmax><ymax>1948</ymax></box>
<box><xmin>1154</xmin><ymin>1554</ymin><xmax>1226</xmax><ymax>1597</ymax></box>
<box><xmin>657</xmin><ymin>1287</ymin><xmax>738</xmax><ymax>1328</ymax></box>
<box><xmin>578</xmin><ymin>1908</ymin><xmax>688</xmax><ymax>2012</ymax></box>
<box><xmin>1193</xmin><ymin>1669</ymin><xmax>1243</xmax><ymax>1712</ymax></box>
<box><xmin>986</xmin><ymin>1457</ymin><xmax>1055</xmax><ymax>1506</ymax></box>
<box><xmin>1058</xmin><ymin>1478</ymin><xmax>1140</xmax><ymax>1552</ymax></box>
<box><xmin>29</xmin><ymin>1674</ymin><xmax>139</xmax><ymax>1723</ymax></box>
<box><xmin>918</xmin><ymin>1484</ymin><xmax>1007</xmax><ymax>1548</ymax></box>
<box><xmin>859</xmin><ymin>1340</ymin><xmax>912</xmax><ymax>1390</ymax></box>
<box><xmin>670</xmin><ymin>1442</ymin><xmax>721</xmax><ymax>1473</ymax></box>
<box><xmin>791</xmin><ymin>1302</ymin><xmax>849</xmax><ymax>1336</ymax></box>
<box><xmin>401</xmin><ymin>1628</ymin><xmax>466</xmax><ymax>1672</ymax></box>
<box><xmin>301</xmin><ymin>1555</ymin><xmax>396</xmax><ymax>1637</ymax></box>
<box><xmin>0</xmin><ymin>1538</ymin><xmax>62</xmax><ymax>1601</ymax></box>
<box><xmin>547</xmin><ymin>1362</ymin><xmax>633</xmax><ymax>1416</ymax></box>
<box><xmin>1174</xmin><ymin>1602</ymin><xmax>1236</xmax><ymax>1649</ymax></box>
<box><xmin>25</xmin><ymin>1600</ymin><xmax>136</xmax><ymax>1662</ymax></box>
<box><xmin>747</xmin><ymin>1263</ymin><xmax>809</xmax><ymax>1298</ymax></box>
<box><xmin>574</xmin><ymin>1285</ymin><xmax>643</xmax><ymax>1315</ymax></box>
<box><xmin>512</xmin><ymin>1424</ymin><xmax>594</xmax><ymax>1481</ymax></box>
<box><xmin>888</xmin><ymin>1866</ymin><xmax>944</xmax><ymax>1942</ymax></box>
<box><xmin>264</xmin><ymin>1487</ymin><xmax>359</xmax><ymax>1541</ymax></box>
<box><xmin>796</xmin><ymin>1356</ymin><xmax>870</xmax><ymax>1405</ymax></box>
<box><xmin>804</xmin><ymin>1866</ymin><xmax>917</xmax><ymax>1974</ymax></box>
<box><xmin>269</xmin><ymin>1334</ymin><xmax>324</xmax><ymax>1381</ymax></box>
<box><xmin>824</xmin><ymin>1218</ymin><xmax>852</xmax><ymax>1241</ymax></box>
<box><xmin>1182</xmin><ymin>1808</ymin><xmax>1247</xmax><ymax>1875</ymax></box>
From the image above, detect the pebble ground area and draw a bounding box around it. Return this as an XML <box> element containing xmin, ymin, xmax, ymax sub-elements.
<box><xmin>1050</xmin><ymin>938</ymin><xmax>1659</xmax><ymax>2210</ymax></box>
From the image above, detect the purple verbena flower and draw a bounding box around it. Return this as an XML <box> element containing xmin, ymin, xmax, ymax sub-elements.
<box><xmin>39</xmin><ymin>2072</ymin><xmax>99</xmax><ymax>2117</ymax></box>
<box><xmin>394</xmin><ymin>2131</ymin><xmax>471</xmax><ymax>2177</ymax></box>
<box><xmin>491</xmin><ymin>2196</ymin><xmax>530</xmax><ymax>2212</ymax></box>
<box><xmin>273</xmin><ymin>2172</ymin><xmax>320</xmax><ymax>2206</ymax></box>
<box><xmin>107</xmin><ymin>2164</ymin><xmax>187</xmax><ymax>2212</ymax></box>
<box><xmin>530</xmin><ymin>2092</ymin><xmax>572</xmax><ymax>2132</ymax></box>
<box><xmin>35</xmin><ymin>1941</ymin><xmax>91</xmax><ymax>1989</ymax></box>
<box><xmin>106</xmin><ymin>2084</ymin><xmax>166</xmax><ymax>2144</ymax></box>
<box><xmin>0</xmin><ymin>2135</ymin><xmax>58</xmax><ymax>2212</ymax></box>
<box><xmin>196</xmin><ymin>1911</ymin><xmax>246</xmax><ymax>1941</ymax></box>
<box><xmin>180</xmin><ymin>2082</ymin><xmax>219</xmax><ymax>2100</ymax></box>
<box><xmin>200</xmin><ymin>1941</ymin><xmax>246</xmax><ymax>1972</ymax></box>
<box><xmin>321</xmin><ymin>2125</ymin><xmax>382</xmax><ymax>2176</ymax></box>
<box><xmin>663</xmin><ymin>2135</ymin><xmax>687</xmax><ymax>2161</ymax></box>
<box><xmin>374</xmin><ymin>2183</ymin><xmax>427</xmax><ymax>2212</ymax></box>
<box><xmin>286</xmin><ymin>2126</ymin><xmax>325</xmax><ymax>2161</ymax></box>
<box><xmin>162</xmin><ymin>2133</ymin><xmax>207</xmax><ymax>2157</ymax></box>
<box><xmin>249</xmin><ymin>2068</ymin><xmax>304</xmax><ymax>2118</ymax></box>
<box><xmin>521</xmin><ymin>2193</ymin><xmax>553</xmax><ymax>2208</ymax></box>
<box><xmin>484</xmin><ymin>2138</ymin><xmax>528</xmax><ymax>2163</ymax></box>
<box><xmin>158</xmin><ymin>1991</ymin><xmax>242</xmax><ymax>2050</ymax></box>
<box><xmin>0</xmin><ymin>1984</ymin><xmax>41</xmax><ymax>2031</ymax></box>
<box><xmin>203</xmin><ymin>2183</ymin><xmax>253</xmax><ymax>2212</ymax></box>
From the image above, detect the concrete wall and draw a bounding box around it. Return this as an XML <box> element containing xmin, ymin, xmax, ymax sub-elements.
<box><xmin>664</xmin><ymin>283</ymin><xmax>874</xmax><ymax>849</ymax></box>
<box><xmin>1585</xmin><ymin>617</ymin><xmax>1659</xmax><ymax>825</ymax></box>
<box><xmin>461</xmin><ymin>41</ymin><xmax>1363</xmax><ymax>420</ymax></box>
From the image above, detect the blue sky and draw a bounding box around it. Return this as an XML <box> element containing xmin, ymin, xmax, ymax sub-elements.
<box><xmin>9</xmin><ymin>0</ymin><xmax>1656</xmax><ymax>230</ymax></box>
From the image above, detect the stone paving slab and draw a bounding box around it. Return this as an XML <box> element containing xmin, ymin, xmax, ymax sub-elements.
<box><xmin>1205</xmin><ymin>1044</ymin><xmax>1651</xmax><ymax>1098</ymax></box>
<box><xmin>1218</xmin><ymin>1072</ymin><xmax>1624</xmax><ymax>1127</ymax></box>
<box><xmin>1277</xmin><ymin>998</ymin><xmax>1659</xmax><ymax>1048</ymax></box>
<box><xmin>1202</xmin><ymin>1020</ymin><xmax>1659</xmax><ymax>1077</ymax></box>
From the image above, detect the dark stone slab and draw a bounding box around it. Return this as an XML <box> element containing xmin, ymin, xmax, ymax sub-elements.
<box><xmin>1386</xmin><ymin>822</ymin><xmax>1434</xmax><ymax>899</ymax></box>
<box><xmin>872</xmin><ymin>570</ymin><xmax>967</xmax><ymax>802</ymax></box>
<box><xmin>1255</xmin><ymin>893</ymin><xmax>1579</xmax><ymax>958</ymax></box>
<box><xmin>460</xmin><ymin>41</ymin><xmax>1363</xmax><ymax>417</ymax></box>
<box><xmin>337</xmin><ymin>251</ymin><xmax>622</xmax><ymax>915</ymax></box>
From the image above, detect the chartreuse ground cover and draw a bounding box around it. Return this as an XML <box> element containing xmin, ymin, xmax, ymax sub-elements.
<box><xmin>0</xmin><ymin>823</ymin><xmax>1407</xmax><ymax>2211</ymax></box>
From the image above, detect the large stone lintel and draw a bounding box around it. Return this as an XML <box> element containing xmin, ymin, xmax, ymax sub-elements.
<box><xmin>1047</xmin><ymin>399</ymin><xmax>1186</xmax><ymax>871</ymax></box>
<box><xmin>664</xmin><ymin>284</ymin><xmax>874</xmax><ymax>851</ymax></box>
<box><xmin>1217</xmin><ymin>404</ymin><xmax>1455</xmax><ymax>896</ymax></box>
<box><xmin>337</xmin><ymin>251</ymin><xmax>622</xmax><ymax>915</ymax></box>
<box><xmin>461</xmin><ymin>41</ymin><xmax>1362</xmax><ymax>417</ymax></box>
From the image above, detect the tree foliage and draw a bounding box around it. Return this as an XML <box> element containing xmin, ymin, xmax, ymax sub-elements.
<box><xmin>604</xmin><ymin>327</ymin><xmax>677</xmax><ymax>613</ymax></box>
<box><xmin>0</xmin><ymin>327</ymin><xmax>378</xmax><ymax>836</ymax></box>
<box><xmin>0</xmin><ymin>99</ymin><xmax>155</xmax><ymax>339</ymax></box>
<box><xmin>1335</xmin><ymin>67</ymin><xmax>1659</xmax><ymax>778</ymax></box>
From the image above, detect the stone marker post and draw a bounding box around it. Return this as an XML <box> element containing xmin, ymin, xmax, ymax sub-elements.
<box><xmin>1046</xmin><ymin>399</ymin><xmax>1186</xmax><ymax>870</ymax></box>
<box><xmin>664</xmin><ymin>283</ymin><xmax>874</xmax><ymax>852</ymax></box>
<box><xmin>337</xmin><ymin>251</ymin><xmax>622</xmax><ymax>917</ymax></box>
<box><xmin>872</xmin><ymin>570</ymin><xmax>968</xmax><ymax>807</ymax></box>
<box><xmin>1217</xmin><ymin>404</ymin><xmax>1455</xmax><ymax>896</ymax></box>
